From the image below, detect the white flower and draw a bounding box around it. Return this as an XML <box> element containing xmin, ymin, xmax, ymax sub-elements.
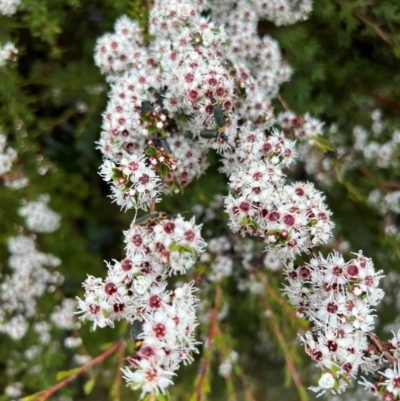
<box><xmin>318</xmin><ymin>371</ymin><xmax>336</xmax><ymax>389</ymax></box>
<box><xmin>122</xmin><ymin>359</ymin><xmax>174</xmax><ymax>396</ymax></box>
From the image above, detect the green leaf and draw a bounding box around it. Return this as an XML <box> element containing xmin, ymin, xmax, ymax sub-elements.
<box><xmin>158</xmin><ymin>164</ymin><xmax>169</xmax><ymax>177</ymax></box>
<box><xmin>145</xmin><ymin>147</ymin><xmax>158</xmax><ymax>156</ymax></box>
<box><xmin>56</xmin><ymin>367</ymin><xmax>81</xmax><ymax>380</ymax></box>
<box><xmin>22</xmin><ymin>391</ymin><xmax>46</xmax><ymax>401</ymax></box>
<box><xmin>84</xmin><ymin>375</ymin><xmax>96</xmax><ymax>395</ymax></box>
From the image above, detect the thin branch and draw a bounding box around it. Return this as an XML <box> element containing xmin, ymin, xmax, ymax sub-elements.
<box><xmin>277</xmin><ymin>95</ymin><xmax>290</xmax><ymax>112</ymax></box>
<box><xmin>332</xmin><ymin>0</ymin><xmax>394</xmax><ymax>47</ymax></box>
<box><xmin>354</xmin><ymin>12</ymin><xmax>394</xmax><ymax>47</ymax></box>
<box><xmin>111</xmin><ymin>341</ymin><xmax>126</xmax><ymax>401</ymax></box>
<box><xmin>33</xmin><ymin>341</ymin><xmax>124</xmax><ymax>401</ymax></box>
<box><xmin>368</xmin><ymin>332</ymin><xmax>397</xmax><ymax>365</ymax></box>
<box><xmin>258</xmin><ymin>274</ymin><xmax>309</xmax><ymax>401</ymax></box>
<box><xmin>195</xmin><ymin>283</ymin><xmax>221</xmax><ymax>401</ymax></box>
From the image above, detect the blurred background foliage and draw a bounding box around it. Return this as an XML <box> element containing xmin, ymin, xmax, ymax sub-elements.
<box><xmin>0</xmin><ymin>0</ymin><xmax>400</xmax><ymax>400</ymax></box>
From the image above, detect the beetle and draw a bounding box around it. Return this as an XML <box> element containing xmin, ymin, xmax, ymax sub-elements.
<box><xmin>155</xmin><ymin>136</ymin><xmax>173</xmax><ymax>156</ymax></box>
<box><xmin>130</xmin><ymin>319</ymin><xmax>144</xmax><ymax>351</ymax></box>
<box><xmin>141</xmin><ymin>101</ymin><xmax>154</xmax><ymax>116</ymax></box>
<box><xmin>210</xmin><ymin>97</ymin><xmax>226</xmax><ymax>129</ymax></box>
<box><xmin>200</xmin><ymin>128</ymin><xmax>228</xmax><ymax>143</ymax></box>
<box><xmin>133</xmin><ymin>211</ymin><xmax>171</xmax><ymax>226</ymax></box>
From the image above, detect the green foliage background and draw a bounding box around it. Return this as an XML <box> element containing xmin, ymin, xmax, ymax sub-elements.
<box><xmin>0</xmin><ymin>0</ymin><xmax>400</xmax><ymax>400</ymax></box>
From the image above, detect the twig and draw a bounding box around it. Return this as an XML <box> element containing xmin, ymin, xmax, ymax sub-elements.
<box><xmin>277</xmin><ymin>95</ymin><xmax>290</xmax><ymax>112</ymax></box>
<box><xmin>354</xmin><ymin>12</ymin><xmax>394</xmax><ymax>47</ymax></box>
<box><xmin>195</xmin><ymin>283</ymin><xmax>221</xmax><ymax>401</ymax></box>
<box><xmin>111</xmin><ymin>341</ymin><xmax>126</xmax><ymax>401</ymax></box>
<box><xmin>331</xmin><ymin>0</ymin><xmax>394</xmax><ymax>47</ymax></box>
<box><xmin>33</xmin><ymin>341</ymin><xmax>124</xmax><ymax>401</ymax></box>
<box><xmin>368</xmin><ymin>332</ymin><xmax>397</xmax><ymax>365</ymax></box>
<box><xmin>258</xmin><ymin>274</ymin><xmax>309</xmax><ymax>401</ymax></box>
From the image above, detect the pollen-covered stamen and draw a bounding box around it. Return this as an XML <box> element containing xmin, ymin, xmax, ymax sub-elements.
<box><xmin>208</xmin><ymin>77</ymin><xmax>218</xmax><ymax>87</ymax></box>
<box><xmin>138</xmin><ymin>345</ymin><xmax>156</xmax><ymax>359</ymax></box>
<box><xmin>113</xmin><ymin>302</ymin><xmax>125</xmax><ymax>313</ymax></box>
<box><xmin>327</xmin><ymin>302</ymin><xmax>338</xmax><ymax>314</ymax></box>
<box><xmin>364</xmin><ymin>276</ymin><xmax>375</xmax><ymax>287</ymax></box>
<box><xmin>283</xmin><ymin>214</ymin><xmax>295</xmax><ymax>226</ymax></box>
<box><xmin>358</xmin><ymin>257</ymin><xmax>367</xmax><ymax>268</ymax></box>
<box><xmin>346</xmin><ymin>264</ymin><xmax>359</xmax><ymax>277</ymax></box>
<box><xmin>223</xmin><ymin>99</ymin><xmax>233</xmax><ymax>111</ymax></box>
<box><xmin>268</xmin><ymin>211</ymin><xmax>280</xmax><ymax>222</ymax></box>
<box><xmin>121</xmin><ymin>258</ymin><xmax>133</xmax><ymax>272</ymax></box>
<box><xmin>145</xmin><ymin>367</ymin><xmax>158</xmax><ymax>382</ymax></box>
<box><xmin>188</xmin><ymin>90</ymin><xmax>199</xmax><ymax>102</ymax></box>
<box><xmin>312</xmin><ymin>349</ymin><xmax>323</xmax><ymax>362</ymax></box>
<box><xmin>128</xmin><ymin>161</ymin><xmax>139</xmax><ymax>172</ymax></box>
<box><xmin>216</xmin><ymin>87</ymin><xmax>226</xmax><ymax>97</ymax></box>
<box><xmin>184</xmin><ymin>73</ymin><xmax>194</xmax><ymax>83</ymax></box>
<box><xmin>253</xmin><ymin>172</ymin><xmax>262</xmax><ymax>181</ymax></box>
<box><xmin>299</xmin><ymin>266</ymin><xmax>311</xmax><ymax>279</ymax></box>
<box><xmin>132</xmin><ymin>234</ymin><xmax>143</xmax><ymax>247</ymax></box>
<box><xmin>163</xmin><ymin>222</ymin><xmax>176</xmax><ymax>234</ymax></box>
<box><xmin>342</xmin><ymin>363</ymin><xmax>353</xmax><ymax>375</ymax></box>
<box><xmin>140</xmin><ymin>261</ymin><xmax>152</xmax><ymax>274</ymax></box>
<box><xmin>317</xmin><ymin>212</ymin><xmax>328</xmax><ymax>222</ymax></box>
<box><xmin>138</xmin><ymin>174</ymin><xmax>150</xmax><ymax>185</ymax></box>
<box><xmin>149</xmin><ymin>295</ymin><xmax>162</xmax><ymax>309</ymax></box>
<box><xmin>239</xmin><ymin>201</ymin><xmax>251</xmax><ymax>213</ymax></box>
<box><xmin>104</xmin><ymin>282</ymin><xmax>118</xmax><ymax>296</ymax></box>
<box><xmin>89</xmin><ymin>304</ymin><xmax>101</xmax><ymax>315</ymax></box>
<box><xmin>155</xmin><ymin>242</ymin><xmax>166</xmax><ymax>253</ymax></box>
<box><xmin>262</xmin><ymin>142</ymin><xmax>272</xmax><ymax>152</ymax></box>
<box><xmin>153</xmin><ymin>323</ymin><xmax>166</xmax><ymax>338</ymax></box>
<box><xmin>332</xmin><ymin>266</ymin><xmax>343</xmax><ymax>276</ymax></box>
<box><xmin>184</xmin><ymin>229</ymin><xmax>196</xmax><ymax>242</ymax></box>
<box><xmin>284</xmin><ymin>149</ymin><xmax>292</xmax><ymax>158</ymax></box>
<box><xmin>326</xmin><ymin>340</ymin><xmax>338</xmax><ymax>352</ymax></box>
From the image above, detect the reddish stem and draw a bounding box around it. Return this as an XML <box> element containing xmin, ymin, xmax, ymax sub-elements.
<box><xmin>33</xmin><ymin>341</ymin><xmax>123</xmax><ymax>401</ymax></box>
<box><xmin>195</xmin><ymin>284</ymin><xmax>221</xmax><ymax>401</ymax></box>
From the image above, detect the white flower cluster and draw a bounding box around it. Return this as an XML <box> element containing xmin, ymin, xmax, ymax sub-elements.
<box><xmin>77</xmin><ymin>215</ymin><xmax>206</xmax><ymax>396</ymax></box>
<box><xmin>18</xmin><ymin>195</ymin><xmax>61</xmax><ymax>233</ymax></box>
<box><xmin>0</xmin><ymin>41</ymin><xmax>18</xmax><ymax>66</ymax></box>
<box><xmin>211</xmin><ymin>0</ymin><xmax>294</xmax><ymax>102</ymax></box>
<box><xmin>252</xmin><ymin>0</ymin><xmax>313</xmax><ymax>26</ymax></box>
<box><xmin>0</xmin><ymin>0</ymin><xmax>20</xmax><ymax>16</ymax></box>
<box><xmin>207</xmin><ymin>236</ymin><xmax>233</xmax><ymax>282</ymax></box>
<box><xmin>219</xmin><ymin>350</ymin><xmax>239</xmax><ymax>378</ymax></box>
<box><xmin>353</xmin><ymin>110</ymin><xmax>400</xmax><ymax>170</ymax></box>
<box><xmin>94</xmin><ymin>0</ymin><xmax>299</xmax><ymax>169</ymax></box>
<box><xmin>283</xmin><ymin>251</ymin><xmax>385</xmax><ymax>396</ymax></box>
<box><xmin>160</xmin><ymin>135</ymin><xmax>209</xmax><ymax>193</ymax></box>
<box><xmin>51</xmin><ymin>299</ymin><xmax>81</xmax><ymax>331</ymax></box>
<box><xmin>5</xmin><ymin>382</ymin><xmax>23</xmax><ymax>398</ymax></box>
<box><xmin>277</xmin><ymin>110</ymin><xmax>324</xmax><ymax>141</ymax></box>
<box><xmin>99</xmin><ymin>153</ymin><xmax>162</xmax><ymax>210</ymax></box>
<box><xmin>0</xmin><ymin>235</ymin><xmax>62</xmax><ymax>340</ymax></box>
<box><xmin>369</xmin><ymin>189</ymin><xmax>400</xmax><ymax>215</ymax></box>
<box><xmin>3</xmin><ymin>170</ymin><xmax>29</xmax><ymax>189</ymax></box>
<box><xmin>0</xmin><ymin>132</ymin><xmax>17</xmax><ymax>174</ymax></box>
<box><xmin>94</xmin><ymin>15</ymin><xmax>144</xmax><ymax>78</ymax></box>
<box><xmin>223</xmin><ymin>128</ymin><xmax>333</xmax><ymax>261</ymax></box>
